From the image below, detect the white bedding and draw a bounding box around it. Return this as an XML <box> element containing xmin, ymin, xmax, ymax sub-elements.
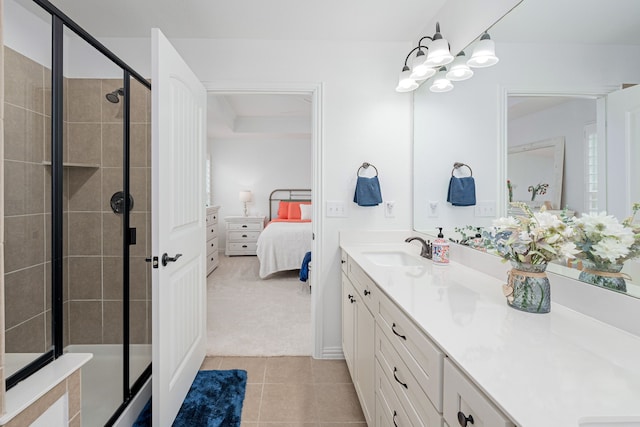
<box><xmin>256</xmin><ymin>221</ymin><xmax>312</xmax><ymax>279</ymax></box>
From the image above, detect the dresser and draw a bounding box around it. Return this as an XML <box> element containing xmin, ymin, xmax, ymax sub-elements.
<box><xmin>206</xmin><ymin>206</ymin><xmax>220</xmax><ymax>275</ymax></box>
<box><xmin>224</xmin><ymin>216</ymin><xmax>265</xmax><ymax>256</ymax></box>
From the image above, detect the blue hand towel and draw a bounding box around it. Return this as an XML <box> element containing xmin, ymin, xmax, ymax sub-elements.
<box><xmin>447</xmin><ymin>176</ymin><xmax>476</xmax><ymax>206</ymax></box>
<box><xmin>353</xmin><ymin>176</ymin><xmax>383</xmax><ymax>206</ymax></box>
<box><xmin>299</xmin><ymin>251</ymin><xmax>311</xmax><ymax>282</ymax></box>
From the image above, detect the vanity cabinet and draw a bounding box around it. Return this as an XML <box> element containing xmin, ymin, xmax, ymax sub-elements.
<box><xmin>341</xmin><ymin>255</ymin><xmax>376</xmax><ymax>426</ymax></box>
<box><xmin>206</xmin><ymin>206</ymin><xmax>220</xmax><ymax>275</ymax></box>
<box><xmin>341</xmin><ymin>249</ymin><xmax>515</xmax><ymax>427</ymax></box>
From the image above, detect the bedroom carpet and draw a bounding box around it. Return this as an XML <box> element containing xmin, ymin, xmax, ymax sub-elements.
<box><xmin>207</xmin><ymin>255</ymin><xmax>312</xmax><ymax>356</ymax></box>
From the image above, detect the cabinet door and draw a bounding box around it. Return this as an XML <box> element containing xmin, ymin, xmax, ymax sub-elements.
<box><xmin>342</xmin><ymin>274</ymin><xmax>356</xmax><ymax>375</ymax></box>
<box><xmin>355</xmin><ymin>299</ymin><xmax>375</xmax><ymax>425</ymax></box>
<box><xmin>443</xmin><ymin>360</ymin><xmax>515</xmax><ymax>427</ymax></box>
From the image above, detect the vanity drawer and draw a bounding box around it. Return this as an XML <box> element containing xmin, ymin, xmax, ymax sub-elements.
<box><xmin>207</xmin><ymin>237</ymin><xmax>218</xmax><ymax>255</ymax></box>
<box><xmin>347</xmin><ymin>258</ymin><xmax>377</xmax><ymax>312</ymax></box>
<box><xmin>377</xmin><ymin>291</ymin><xmax>444</xmax><ymax>412</ymax></box>
<box><xmin>443</xmin><ymin>359</ymin><xmax>515</xmax><ymax>427</ymax></box>
<box><xmin>228</xmin><ymin>231</ymin><xmax>260</xmax><ymax>241</ymax></box>
<box><xmin>376</xmin><ymin>325</ymin><xmax>442</xmax><ymax>426</ymax></box>
<box><xmin>341</xmin><ymin>250</ymin><xmax>348</xmax><ymax>274</ymax></box>
<box><xmin>375</xmin><ymin>360</ymin><xmax>416</xmax><ymax>427</ymax></box>
<box><xmin>206</xmin><ymin>213</ymin><xmax>218</xmax><ymax>225</ymax></box>
<box><xmin>228</xmin><ymin>222</ymin><xmax>262</xmax><ymax>231</ymax></box>
<box><xmin>207</xmin><ymin>251</ymin><xmax>218</xmax><ymax>274</ymax></box>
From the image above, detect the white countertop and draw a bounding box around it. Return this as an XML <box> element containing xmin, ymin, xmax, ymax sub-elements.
<box><xmin>341</xmin><ymin>242</ymin><xmax>640</xmax><ymax>427</ymax></box>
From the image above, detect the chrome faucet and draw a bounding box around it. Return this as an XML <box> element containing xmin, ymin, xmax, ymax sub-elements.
<box><xmin>405</xmin><ymin>237</ymin><xmax>432</xmax><ymax>259</ymax></box>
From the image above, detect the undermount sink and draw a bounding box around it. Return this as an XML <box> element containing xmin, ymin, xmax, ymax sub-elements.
<box><xmin>579</xmin><ymin>417</ymin><xmax>640</xmax><ymax>426</ymax></box>
<box><xmin>362</xmin><ymin>251</ymin><xmax>424</xmax><ymax>267</ymax></box>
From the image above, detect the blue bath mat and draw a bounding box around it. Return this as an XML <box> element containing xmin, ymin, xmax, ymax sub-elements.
<box><xmin>133</xmin><ymin>369</ymin><xmax>247</xmax><ymax>427</ymax></box>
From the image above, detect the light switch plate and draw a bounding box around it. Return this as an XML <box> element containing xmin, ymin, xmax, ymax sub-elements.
<box><xmin>326</xmin><ymin>201</ymin><xmax>347</xmax><ymax>217</ymax></box>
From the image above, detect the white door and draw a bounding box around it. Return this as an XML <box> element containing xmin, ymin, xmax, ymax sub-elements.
<box><xmin>151</xmin><ymin>28</ymin><xmax>207</xmax><ymax>426</ymax></box>
<box><xmin>607</xmin><ymin>84</ymin><xmax>640</xmax><ymax>220</ymax></box>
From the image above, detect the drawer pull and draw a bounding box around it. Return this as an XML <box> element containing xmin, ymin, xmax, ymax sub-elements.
<box><xmin>364</xmin><ymin>289</ymin><xmax>371</xmax><ymax>296</ymax></box>
<box><xmin>348</xmin><ymin>294</ymin><xmax>356</xmax><ymax>303</ymax></box>
<box><xmin>457</xmin><ymin>411</ymin><xmax>474</xmax><ymax>426</ymax></box>
<box><xmin>242</xmin><ymin>225</ymin><xmax>248</xmax><ymax>228</ymax></box>
<box><xmin>242</xmin><ymin>245</ymin><xmax>248</xmax><ymax>248</ymax></box>
<box><xmin>392</xmin><ymin>323</ymin><xmax>407</xmax><ymax>340</ymax></box>
<box><xmin>242</xmin><ymin>234</ymin><xmax>248</xmax><ymax>238</ymax></box>
<box><xmin>393</xmin><ymin>367</ymin><xmax>408</xmax><ymax>389</ymax></box>
<box><xmin>393</xmin><ymin>410</ymin><xmax>398</xmax><ymax>427</ymax></box>
<box><xmin>211</xmin><ymin>229</ymin><xmax>214</xmax><ymax>233</ymax></box>
<box><xmin>341</xmin><ymin>259</ymin><xmax>346</xmax><ymax>264</ymax></box>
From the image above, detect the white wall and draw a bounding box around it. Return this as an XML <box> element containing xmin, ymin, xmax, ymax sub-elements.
<box><xmin>210</xmin><ymin>136</ymin><xmax>312</xmax><ymax>248</ymax></box>
<box><xmin>414</xmin><ymin>42</ymin><xmax>640</xmax><ymax>233</ymax></box>
<box><xmin>509</xmin><ymin>98</ymin><xmax>596</xmax><ymax>216</ymax></box>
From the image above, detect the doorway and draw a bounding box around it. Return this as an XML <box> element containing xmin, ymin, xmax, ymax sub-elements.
<box><xmin>204</xmin><ymin>83</ymin><xmax>323</xmax><ymax>358</ymax></box>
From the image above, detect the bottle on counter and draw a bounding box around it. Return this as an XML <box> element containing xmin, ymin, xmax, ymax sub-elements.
<box><xmin>432</xmin><ymin>227</ymin><xmax>450</xmax><ymax>265</ymax></box>
<box><xmin>471</xmin><ymin>227</ymin><xmax>486</xmax><ymax>252</ymax></box>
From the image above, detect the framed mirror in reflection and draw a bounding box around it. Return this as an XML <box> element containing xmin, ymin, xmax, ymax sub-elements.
<box><xmin>412</xmin><ymin>0</ymin><xmax>640</xmax><ymax>298</ymax></box>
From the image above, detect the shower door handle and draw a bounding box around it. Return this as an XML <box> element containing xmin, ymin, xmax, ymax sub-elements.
<box><xmin>161</xmin><ymin>253</ymin><xmax>182</xmax><ymax>266</ymax></box>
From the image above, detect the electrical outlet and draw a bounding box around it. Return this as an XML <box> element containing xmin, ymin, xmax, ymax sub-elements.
<box><xmin>385</xmin><ymin>201</ymin><xmax>396</xmax><ymax>218</ymax></box>
<box><xmin>326</xmin><ymin>201</ymin><xmax>347</xmax><ymax>218</ymax></box>
<box><xmin>474</xmin><ymin>201</ymin><xmax>496</xmax><ymax>217</ymax></box>
<box><xmin>428</xmin><ymin>200</ymin><xmax>439</xmax><ymax>217</ymax></box>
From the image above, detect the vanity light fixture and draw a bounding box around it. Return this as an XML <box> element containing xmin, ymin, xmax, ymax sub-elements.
<box><xmin>446</xmin><ymin>52</ymin><xmax>474</xmax><ymax>81</ymax></box>
<box><xmin>395</xmin><ymin>22</ymin><xmax>453</xmax><ymax>92</ymax></box>
<box><xmin>467</xmin><ymin>32</ymin><xmax>499</xmax><ymax>68</ymax></box>
<box><xmin>430</xmin><ymin>67</ymin><xmax>454</xmax><ymax>92</ymax></box>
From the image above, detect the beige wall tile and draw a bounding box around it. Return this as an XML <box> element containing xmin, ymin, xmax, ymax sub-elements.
<box><xmin>101</xmin><ymin>80</ymin><xmax>124</xmax><ymax>123</ymax></box>
<box><xmin>4</xmin><ymin>160</ymin><xmax>45</xmax><ymax>216</ymax></box>
<box><xmin>67</xmin><ymin>123</ymin><xmax>101</xmax><ymax>165</ymax></box>
<box><xmin>103</xmin><ymin>256</ymin><xmax>123</xmax><ymax>299</ymax></box>
<box><xmin>130</xmin><ymin>256</ymin><xmax>148</xmax><ymax>300</ymax></box>
<box><xmin>102</xmin><ymin>212</ymin><xmax>123</xmax><ymax>256</ymax></box>
<box><xmin>130</xmin><ymin>124</ymin><xmax>146</xmax><ymax>167</ymax></box>
<box><xmin>69</xmin><ymin>301</ymin><xmax>102</xmax><ymax>344</ymax></box>
<box><xmin>43</xmin><ymin>67</ymin><xmax>51</xmax><ymax>117</ymax></box>
<box><xmin>102</xmin><ymin>167</ymin><xmax>122</xmax><ymax>211</ymax></box>
<box><xmin>4</xmin><ymin>47</ymin><xmax>45</xmax><ymax>113</ymax></box>
<box><xmin>4</xmin><ymin>214</ymin><xmax>45</xmax><ymax>272</ymax></box>
<box><xmin>102</xmin><ymin>300</ymin><xmax>122</xmax><ymax>344</ymax></box>
<box><xmin>68</xmin><ymin>167</ymin><xmax>101</xmax><ymax>211</ymax></box>
<box><xmin>4</xmin><ymin>106</ymin><xmax>45</xmax><ymax>164</ymax></box>
<box><xmin>67</xmin><ymin>369</ymin><xmax>81</xmax><ymax>419</ymax></box>
<box><xmin>67</xmin><ymin>212</ymin><xmax>101</xmax><ymax>255</ymax></box>
<box><xmin>68</xmin><ymin>256</ymin><xmax>101</xmax><ymax>299</ymax></box>
<box><xmin>130</xmin><ymin>167</ymin><xmax>147</xmax><ymax>214</ymax></box>
<box><xmin>66</xmin><ymin>79</ymin><xmax>101</xmax><ymax>123</ymax></box>
<box><xmin>101</xmin><ymin>123</ymin><xmax>123</xmax><ymax>167</ymax></box>
<box><xmin>129</xmin><ymin>299</ymin><xmax>147</xmax><ymax>344</ymax></box>
<box><xmin>5</xmin><ymin>313</ymin><xmax>46</xmax><ymax>353</ymax></box>
<box><xmin>4</xmin><ymin>264</ymin><xmax>45</xmax><ymax>328</ymax></box>
<box><xmin>129</xmin><ymin>79</ymin><xmax>148</xmax><ymax>124</ymax></box>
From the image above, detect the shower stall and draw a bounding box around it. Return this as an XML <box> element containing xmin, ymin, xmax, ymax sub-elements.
<box><xmin>3</xmin><ymin>0</ymin><xmax>151</xmax><ymax>424</ymax></box>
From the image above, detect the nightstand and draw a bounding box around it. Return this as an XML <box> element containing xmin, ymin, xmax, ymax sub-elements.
<box><xmin>224</xmin><ymin>216</ymin><xmax>265</xmax><ymax>256</ymax></box>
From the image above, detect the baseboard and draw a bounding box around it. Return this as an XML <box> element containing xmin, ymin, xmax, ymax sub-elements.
<box><xmin>319</xmin><ymin>346</ymin><xmax>344</xmax><ymax>359</ymax></box>
<box><xmin>112</xmin><ymin>377</ymin><xmax>151</xmax><ymax>427</ymax></box>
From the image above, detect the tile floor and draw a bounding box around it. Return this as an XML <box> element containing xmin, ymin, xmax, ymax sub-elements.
<box><xmin>200</xmin><ymin>356</ymin><xmax>367</xmax><ymax>426</ymax></box>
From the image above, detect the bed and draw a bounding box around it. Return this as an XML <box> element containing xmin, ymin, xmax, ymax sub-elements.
<box><xmin>256</xmin><ymin>189</ymin><xmax>312</xmax><ymax>279</ymax></box>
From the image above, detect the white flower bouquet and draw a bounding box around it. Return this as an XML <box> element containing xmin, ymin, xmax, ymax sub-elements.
<box><xmin>483</xmin><ymin>202</ymin><xmax>579</xmax><ymax>265</ymax></box>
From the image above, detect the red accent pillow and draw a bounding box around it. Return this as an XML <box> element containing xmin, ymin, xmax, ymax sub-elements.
<box><xmin>277</xmin><ymin>201</ymin><xmax>290</xmax><ymax>219</ymax></box>
<box><xmin>288</xmin><ymin>202</ymin><xmax>310</xmax><ymax>220</ymax></box>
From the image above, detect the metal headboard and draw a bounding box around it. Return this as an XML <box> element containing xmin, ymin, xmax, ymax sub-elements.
<box><xmin>269</xmin><ymin>188</ymin><xmax>312</xmax><ymax>220</ymax></box>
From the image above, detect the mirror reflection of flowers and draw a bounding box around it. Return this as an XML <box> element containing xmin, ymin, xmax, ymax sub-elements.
<box><xmin>527</xmin><ymin>183</ymin><xmax>549</xmax><ymax>201</ymax></box>
<box><xmin>507</xmin><ymin>180</ymin><xmax>513</xmax><ymax>203</ymax></box>
<box><xmin>568</xmin><ymin>203</ymin><xmax>640</xmax><ymax>265</ymax></box>
<box><xmin>483</xmin><ymin>202</ymin><xmax>579</xmax><ymax>265</ymax></box>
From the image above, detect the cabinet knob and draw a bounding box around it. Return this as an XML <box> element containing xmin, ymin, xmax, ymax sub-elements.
<box><xmin>364</xmin><ymin>289</ymin><xmax>371</xmax><ymax>296</ymax></box>
<box><xmin>347</xmin><ymin>294</ymin><xmax>355</xmax><ymax>303</ymax></box>
<box><xmin>457</xmin><ymin>411</ymin><xmax>474</xmax><ymax>426</ymax></box>
<box><xmin>392</xmin><ymin>323</ymin><xmax>407</xmax><ymax>340</ymax></box>
<box><xmin>341</xmin><ymin>259</ymin><xmax>346</xmax><ymax>264</ymax></box>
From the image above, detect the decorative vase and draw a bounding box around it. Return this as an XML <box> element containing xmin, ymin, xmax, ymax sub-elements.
<box><xmin>503</xmin><ymin>261</ymin><xmax>551</xmax><ymax>313</ymax></box>
<box><xmin>578</xmin><ymin>259</ymin><xmax>627</xmax><ymax>292</ymax></box>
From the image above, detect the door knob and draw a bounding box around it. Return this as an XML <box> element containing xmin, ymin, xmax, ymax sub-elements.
<box><xmin>162</xmin><ymin>253</ymin><xmax>183</xmax><ymax>266</ymax></box>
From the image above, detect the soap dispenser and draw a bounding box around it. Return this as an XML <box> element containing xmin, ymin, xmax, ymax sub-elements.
<box><xmin>432</xmin><ymin>227</ymin><xmax>450</xmax><ymax>264</ymax></box>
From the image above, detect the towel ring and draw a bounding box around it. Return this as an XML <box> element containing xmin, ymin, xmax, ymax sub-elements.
<box><xmin>357</xmin><ymin>162</ymin><xmax>379</xmax><ymax>177</ymax></box>
<box><xmin>451</xmin><ymin>162</ymin><xmax>472</xmax><ymax>177</ymax></box>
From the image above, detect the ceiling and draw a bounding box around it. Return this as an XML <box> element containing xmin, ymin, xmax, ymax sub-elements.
<box><xmin>47</xmin><ymin>0</ymin><xmax>447</xmax><ymax>42</ymax></box>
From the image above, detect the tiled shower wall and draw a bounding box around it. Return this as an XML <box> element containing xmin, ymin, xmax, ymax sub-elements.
<box><xmin>3</xmin><ymin>47</ymin><xmax>151</xmax><ymax>355</ymax></box>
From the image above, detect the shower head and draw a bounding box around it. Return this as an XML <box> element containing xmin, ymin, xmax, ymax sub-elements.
<box><xmin>105</xmin><ymin>88</ymin><xmax>125</xmax><ymax>103</ymax></box>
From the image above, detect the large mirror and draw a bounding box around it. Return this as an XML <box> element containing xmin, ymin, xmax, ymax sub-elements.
<box><xmin>413</xmin><ymin>0</ymin><xmax>640</xmax><ymax>298</ymax></box>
